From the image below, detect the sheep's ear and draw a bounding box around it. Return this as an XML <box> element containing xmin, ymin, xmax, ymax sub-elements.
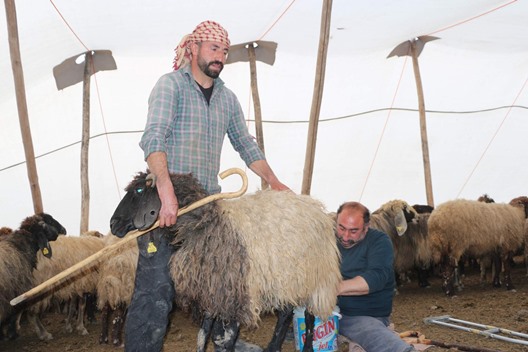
<box><xmin>146</xmin><ymin>174</ymin><xmax>156</xmax><ymax>188</ymax></box>
<box><xmin>394</xmin><ymin>209</ymin><xmax>408</xmax><ymax>236</ymax></box>
<box><xmin>37</xmin><ymin>221</ymin><xmax>60</xmax><ymax>258</ymax></box>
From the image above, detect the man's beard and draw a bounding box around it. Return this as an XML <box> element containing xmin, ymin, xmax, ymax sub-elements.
<box><xmin>198</xmin><ymin>58</ymin><xmax>223</xmax><ymax>79</ymax></box>
<box><xmin>337</xmin><ymin>236</ymin><xmax>356</xmax><ymax>249</ymax></box>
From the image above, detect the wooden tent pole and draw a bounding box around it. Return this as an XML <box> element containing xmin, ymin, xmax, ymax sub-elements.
<box><xmin>80</xmin><ymin>52</ymin><xmax>92</xmax><ymax>233</ymax></box>
<box><xmin>410</xmin><ymin>41</ymin><xmax>435</xmax><ymax>207</ymax></box>
<box><xmin>301</xmin><ymin>0</ymin><xmax>332</xmax><ymax>195</ymax></box>
<box><xmin>4</xmin><ymin>0</ymin><xmax>43</xmax><ymax>213</ymax></box>
<box><xmin>247</xmin><ymin>44</ymin><xmax>268</xmax><ymax>190</ymax></box>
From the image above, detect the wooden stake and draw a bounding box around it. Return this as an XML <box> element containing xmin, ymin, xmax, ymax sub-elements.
<box><xmin>80</xmin><ymin>51</ymin><xmax>92</xmax><ymax>233</ymax></box>
<box><xmin>302</xmin><ymin>0</ymin><xmax>332</xmax><ymax>195</ymax></box>
<box><xmin>410</xmin><ymin>41</ymin><xmax>435</xmax><ymax>208</ymax></box>
<box><xmin>4</xmin><ymin>0</ymin><xmax>43</xmax><ymax>213</ymax></box>
<box><xmin>248</xmin><ymin>44</ymin><xmax>268</xmax><ymax>190</ymax></box>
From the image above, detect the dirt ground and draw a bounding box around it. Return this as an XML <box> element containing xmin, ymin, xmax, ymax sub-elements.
<box><xmin>2</xmin><ymin>264</ymin><xmax>528</xmax><ymax>352</ymax></box>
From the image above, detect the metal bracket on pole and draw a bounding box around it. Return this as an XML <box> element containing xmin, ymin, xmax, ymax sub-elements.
<box><xmin>424</xmin><ymin>315</ymin><xmax>528</xmax><ymax>346</ymax></box>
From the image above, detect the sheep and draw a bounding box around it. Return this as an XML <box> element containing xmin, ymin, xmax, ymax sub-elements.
<box><xmin>0</xmin><ymin>213</ymin><xmax>66</xmax><ymax>340</ymax></box>
<box><xmin>427</xmin><ymin>198</ymin><xmax>528</xmax><ymax>296</ymax></box>
<box><xmin>0</xmin><ymin>227</ymin><xmax>13</xmax><ymax>236</ymax></box>
<box><xmin>509</xmin><ymin>196</ymin><xmax>528</xmax><ymax>276</ymax></box>
<box><xmin>96</xmin><ymin>234</ymin><xmax>138</xmax><ymax>347</ymax></box>
<box><xmin>109</xmin><ymin>171</ymin><xmax>341</xmax><ymax>352</ymax></box>
<box><xmin>411</xmin><ymin>204</ymin><xmax>434</xmax><ymax>214</ymax></box>
<box><xmin>473</xmin><ymin>194</ymin><xmax>498</xmax><ymax>283</ymax></box>
<box><xmin>367</xmin><ymin>200</ymin><xmax>420</xmax><ymax>286</ymax></box>
<box><xmin>396</xmin><ymin>212</ymin><xmax>433</xmax><ymax>288</ymax></box>
<box><xmin>27</xmin><ymin>232</ymin><xmax>105</xmax><ymax>340</ymax></box>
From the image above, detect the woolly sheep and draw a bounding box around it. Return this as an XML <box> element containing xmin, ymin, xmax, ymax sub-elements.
<box><xmin>96</xmin><ymin>234</ymin><xmax>138</xmax><ymax>347</ymax></box>
<box><xmin>27</xmin><ymin>233</ymin><xmax>105</xmax><ymax>340</ymax></box>
<box><xmin>396</xmin><ymin>212</ymin><xmax>433</xmax><ymax>288</ymax></box>
<box><xmin>0</xmin><ymin>213</ymin><xmax>66</xmax><ymax>340</ymax></box>
<box><xmin>509</xmin><ymin>196</ymin><xmax>528</xmax><ymax>276</ymax></box>
<box><xmin>110</xmin><ymin>171</ymin><xmax>341</xmax><ymax>352</ymax></box>
<box><xmin>367</xmin><ymin>200</ymin><xmax>419</xmax><ymax>284</ymax></box>
<box><xmin>0</xmin><ymin>227</ymin><xmax>12</xmax><ymax>236</ymax></box>
<box><xmin>428</xmin><ymin>198</ymin><xmax>528</xmax><ymax>296</ymax></box>
<box><xmin>473</xmin><ymin>194</ymin><xmax>498</xmax><ymax>283</ymax></box>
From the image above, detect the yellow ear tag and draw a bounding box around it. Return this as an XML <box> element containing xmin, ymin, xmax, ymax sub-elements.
<box><xmin>147</xmin><ymin>241</ymin><xmax>157</xmax><ymax>254</ymax></box>
<box><xmin>42</xmin><ymin>248</ymin><xmax>49</xmax><ymax>255</ymax></box>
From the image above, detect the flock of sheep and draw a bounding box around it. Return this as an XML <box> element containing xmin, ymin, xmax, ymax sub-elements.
<box><xmin>1</xmin><ymin>171</ymin><xmax>527</xmax><ymax>350</ymax></box>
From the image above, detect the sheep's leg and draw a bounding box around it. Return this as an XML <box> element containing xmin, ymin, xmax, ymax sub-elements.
<box><xmin>75</xmin><ymin>294</ymin><xmax>89</xmax><ymax>335</ymax></box>
<box><xmin>197</xmin><ymin>313</ymin><xmax>214</xmax><ymax>352</ymax></box>
<box><xmin>302</xmin><ymin>311</ymin><xmax>315</xmax><ymax>352</ymax></box>
<box><xmin>84</xmin><ymin>292</ymin><xmax>97</xmax><ymax>324</ymax></box>
<box><xmin>502</xmin><ymin>252</ymin><xmax>515</xmax><ymax>291</ymax></box>
<box><xmin>479</xmin><ymin>258</ymin><xmax>488</xmax><ymax>283</ymax></box>
<box><xmin>99</xmin><ymin>302</ymin><xmax>111</xmax><ymax>344</ymax></box>
<box><xmin>416</xmin><ymin>265</ymin><xmax>431</xmax><ymax>288</ymax></box>
<box><xmin>264</xmin><ymin>305</ymin><xmax>294</xmax><ymax>352</ymax></box>
<box><xmin>211</xmin><ymin>318</ymin><xmax>239</xmax><ymax>352</ymax></box>
<box><xmin>65</xmin><ymin>298</ymin><xmax>76</xmax><ymax>332</ymax></box>
<box><xmin>441</xmin><ymin>255</ymin><xmax>456</xmax><ymax>296</ymax></box>
<box><xmin>26</xmin><ymin>311</ymin><xmax>53</xmax><ymax>340</ymax></box>
<box><xmin>492</xmin><ymin>252</ymin><xmax>502</xmax><ymax>288</ymax></box>
<box><xmin>111</xmin><ymin>302</ymin><xmax>126</xmax><ymax>346</ymax></box>
<box><xmin>525</xmin><ymin>250</ymin><xmax>528</xmax><ymax>277</ymax></box>
<box><xmin>5</xmin><ymin>310</ymin><xmax>22</xmax><ymax>340</ymax></box>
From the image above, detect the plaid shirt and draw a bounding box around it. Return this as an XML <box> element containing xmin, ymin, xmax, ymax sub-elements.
<box><xmin>139</xmin><ymin>65</ymin><xmax>264</xmax><ymax>194</ymax></box>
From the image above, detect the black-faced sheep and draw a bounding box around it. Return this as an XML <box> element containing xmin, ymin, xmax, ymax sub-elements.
<box><xmin>110</xmin><ymin>171</ymin><xmax>341</xmax><ymax>352</ymax></box>
<box><xmin>0</xmin><ymin>213</ymin><xmax>66</xmax><ymax>340</ymax></box>
<box><xmin>27</xmin><ymin>233</ymin><xmax>105</xmax><ymax>340</ymax></box>
<box><xmin>96</xmin><ymin>234</ymin><xmax>138</xmax><ymax>347</ymax></box>
<box><xmin>411</xmin><ymin>204</ymin><xmax>434</xmax><ymax>214</ymax></box>
<box><xmin>428</xmin><ymin>198</ymin><xmax>528</xmax><ymax>296</ymax></box>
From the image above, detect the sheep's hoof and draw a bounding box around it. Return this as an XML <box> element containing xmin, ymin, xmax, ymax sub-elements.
<box><xmin>39</xmin><ymin>332</ymin><xmax>53</xmax><ymax>341</ymax></box>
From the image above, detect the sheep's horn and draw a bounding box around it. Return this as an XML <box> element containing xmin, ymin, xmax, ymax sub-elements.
<box><xmin>146</xmin><ymin>173</ymin><xmax>156</xmax><ymax>188</ymax></box>
<box><xmin>10</xmin><ymin>167</ymin><xmax>248</xmax><ymax>307</ymax></box>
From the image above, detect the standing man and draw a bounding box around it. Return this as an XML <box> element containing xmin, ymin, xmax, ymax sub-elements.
<box><xmin>335</xmin><ymin>201</ymin><xmax>417</xmax><ymax>352</ymax></box>
<box><xmin>125</xmin><ymin>20</ymin><xmax>289</xmax><ymax>352</ymax></box>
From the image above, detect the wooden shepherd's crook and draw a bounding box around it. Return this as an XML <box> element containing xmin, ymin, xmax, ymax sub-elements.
<box><xmin>10</xmin><ymin>167</ymin><xmax>248</xmax><ymax>307</ymax></box>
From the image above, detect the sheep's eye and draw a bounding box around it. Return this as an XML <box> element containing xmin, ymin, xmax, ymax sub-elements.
<box><xmin>135</xmin><ymin>187</ymin><xmax>144</xmax><ymax>194</ymax></box>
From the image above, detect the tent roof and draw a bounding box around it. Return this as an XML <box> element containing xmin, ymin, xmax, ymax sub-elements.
<box><xmin>1</xmin><ymin>0</ymin><xmax>527</xmax><ymax>233</ymax></box>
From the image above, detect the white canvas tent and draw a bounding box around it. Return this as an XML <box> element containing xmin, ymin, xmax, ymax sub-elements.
<box><xmin>1</xmin><ymin>0</ymin><xmax>527</xmax><ymax>235</ymax></box>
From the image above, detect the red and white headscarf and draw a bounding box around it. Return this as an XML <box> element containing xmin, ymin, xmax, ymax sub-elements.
<box><xmin>173</xmin><ymin>20</ymin><xmax>230</xmax><ymax>71</ymax></box>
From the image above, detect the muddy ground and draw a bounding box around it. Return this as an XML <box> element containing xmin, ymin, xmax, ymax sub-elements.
<box><xmin>2</xmin><ymin>264</ymin><xmax>528</xmax><ymax>352</ymax></box>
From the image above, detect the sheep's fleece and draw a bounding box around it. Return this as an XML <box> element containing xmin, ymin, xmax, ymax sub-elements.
<box><xmin>169</xmin><ymin>189</ymin><xmax>342</xmax><ymax>328</ymax></box>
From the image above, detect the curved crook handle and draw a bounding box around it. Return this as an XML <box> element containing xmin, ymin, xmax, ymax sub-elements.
<box><xmin>179</xmin><ymin>167</ymin><xmax>248</xmax><ymax>215</ymax></box>
<box><xmin>10</xmin><ymin>168</ymin><xmax>248</xmax><ymax>307</ymax></box>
